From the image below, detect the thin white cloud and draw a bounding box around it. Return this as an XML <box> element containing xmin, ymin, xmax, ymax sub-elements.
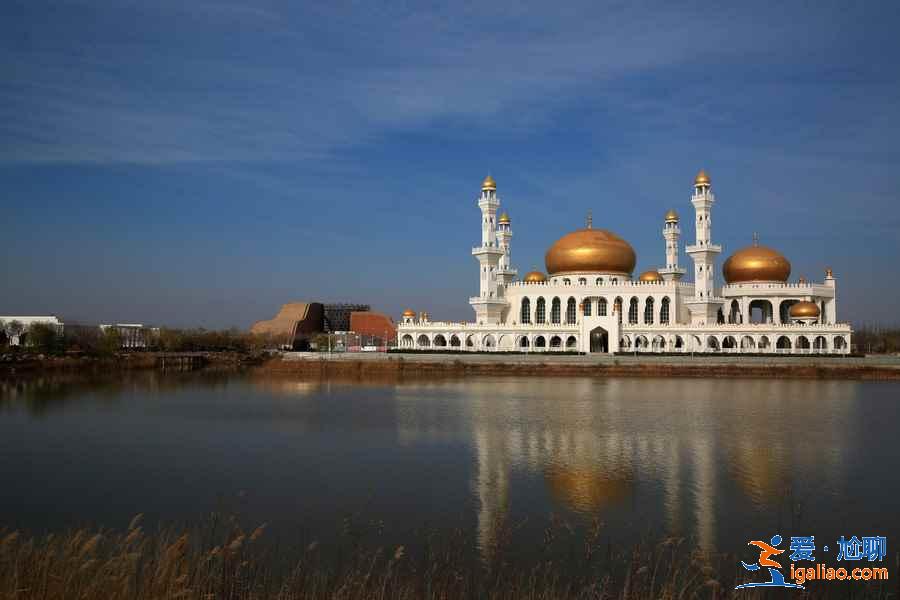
<box><xmin>1</xmin><ymin>1</ymin><xmax>866</xmax><ymax>165</ymax></box>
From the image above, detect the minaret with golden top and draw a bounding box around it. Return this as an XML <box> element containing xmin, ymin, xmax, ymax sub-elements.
<box><xmin>495</xmin><ymin>211</ymin><xmax>517</xmax><ymax>285</ymax></box>
<box><xmin>685</xmin><ymin>169</ymin><xmax>724</xmax><ymax>325</ymax></box>
<box><xmin>659</xmin><ymin>208</ymin><xmax>686</xmax><ymax>282</ymax></box>
<box><xmin>470</xmin><ymin>175</ymin><xmax>507</xmax><ymax>325</ymax></box>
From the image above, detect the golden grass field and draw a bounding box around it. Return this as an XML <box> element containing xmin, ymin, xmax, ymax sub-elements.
<box><xmin>1</xmin><ymin>513</ymin><xmax>895</xmax><ymax>599</ymax></box>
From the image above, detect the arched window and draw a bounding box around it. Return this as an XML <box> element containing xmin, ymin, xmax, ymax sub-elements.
<box><xmin>563</xmin><ymin>278</ymin><xmax>571</xmax><ymax>285</ymax></box>
<box><xmin>566</xmin><ymin>297</ymin><xmax>577</xmax><ymax>324</ymax></box>
<box><xmin>729</xmin><ymin>299</ymin><xmax>740</xmax><ymax>324</ymax></box>
<box><xmin>520</xmin><ymin>297</ymin><xmax>531</xmax><ymax>324</ymax></box>
<box><xmin>536</xmin><ymin>297</ymin><xmax>546</xmax><ymax>324</ymax></box>
<box><xmin>599</xmin><ymin>297</ymin><xmax>608</xmax><ymax>316</ymax></box>
<box><xmin>660</xmin><ymin>297</ymin><xmax>670</xmax><ymax>324</ymax></box>
<box><xmin>644</xmin><ymin>297</ymin><xmax>654</xmax><ymax>324</ymax></box>
<box><xmin>551</xmin><ymin>298</ymin><xmax>561</xmax><ymax>324</ymax></box>
<box><xmin>578</xmin><ymin>278</ymin><xmax>587</xmax><ymax>286</ymax></box>
<box><xmin>583</xmin><ymin>299</ymin><xmax>592</xmax><ymax>316</ymax></box>
<box><xmin>628</xmin><ymin>297</ymin><xmax>639</xmax><ymax>324</ymax></box>
<box><xmin>596</xmin><ymin>277</ymin><xmax>604</xmax><ymax>285</ymax></box>
<box><xmin>614</xmin><ymin>297</ymin><xmax>623</xmax><ymax>323</ymax></box>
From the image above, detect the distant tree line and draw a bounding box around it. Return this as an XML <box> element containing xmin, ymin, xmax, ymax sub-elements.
<box><xmin>0</xmin><ymin>320</ymin><xmax>277</xmax><ymax>356</ymax></box>
<box><xmin>853</xmin><ymin>326</ymin><xmax>900</xmax><ymax>354</ymax></box>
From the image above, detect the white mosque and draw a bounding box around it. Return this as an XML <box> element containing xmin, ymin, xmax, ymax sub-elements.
<box><xmin>397</xmin><ymin>171</ymin><xmax>851</xmax><ymax>354</ymax></box>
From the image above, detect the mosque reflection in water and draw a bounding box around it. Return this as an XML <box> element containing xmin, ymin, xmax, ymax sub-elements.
<box><xmin>1</xmin><ymin>373</ymin><xmax>871</xmax><ymax>559</ymax></box>
<box><xmin>392</xmin><ymin>378</ymin><xmax>854</xmax><ymax>557</ymax></box>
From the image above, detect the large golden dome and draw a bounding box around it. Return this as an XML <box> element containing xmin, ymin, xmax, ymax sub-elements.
<box><xmin>789</xmin><ymin>301</ymin><xmax>820</xmax><ymax>318</ymax></box>
<box><xmin>545</xmin><ymin>228</ymin><xmax>636</xmax><ymax>276</ymax></box>
<box><xmin>523</xmin><ymin>270</ymin><xmax>547</xmax><ymax>283</ymax></box>
<box><xmin>722</xmin><ymin>244</ymin><xmax>791</xmax><ymax>283</ymax></box>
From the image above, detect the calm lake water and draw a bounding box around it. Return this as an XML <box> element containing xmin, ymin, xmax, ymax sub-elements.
<box><xmin>1</xmin><ymin>372</ymin><xmax>898</xmax><ymax>560</ymax></box>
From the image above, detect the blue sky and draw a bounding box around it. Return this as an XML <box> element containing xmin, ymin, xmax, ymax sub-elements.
<box><xmin>2</xmin><ymin>1</ymin><xmax>899</xmax><ymax>328</ymax></box>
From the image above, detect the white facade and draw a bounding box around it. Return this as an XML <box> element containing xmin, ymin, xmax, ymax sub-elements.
<box><xmin>99</xmin><ymin>323</ymin><xmax>160</xmax><ymax>349</ymax></box>
<box><xmin>398</xmin><ymin>173</ymin><xmax>852</xmax><ymax>355</ymax></box>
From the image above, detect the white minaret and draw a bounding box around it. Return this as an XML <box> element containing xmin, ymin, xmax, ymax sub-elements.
<box><xmin>495</xmin><ymin>211</ymin><xmax>517</xmax><ymax>285</ymax></box>
<box><xmin>685</xmin><ymin>170</ymin><xmax>724</xmax><ymax>325</ymax></box>
<box><xmin>470</xmin><ymin>175</ymin><xmax>506</xmax><ymax>325</ymax></box>
<box><xmin>658</xmin><ymin>209</ymin><xmax>686</xmax><ymax>282</ymax></box>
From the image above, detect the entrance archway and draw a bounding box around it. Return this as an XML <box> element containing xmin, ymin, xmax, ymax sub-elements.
<box><xmin>590</xmin><ymin>326</ymin><xmax>608</xmax><ymax>353</ymax></box>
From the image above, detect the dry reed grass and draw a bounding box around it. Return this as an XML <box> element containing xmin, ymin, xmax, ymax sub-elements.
<box><xmin>0</xmin><ymin>514</ymin><xmax>894</xmax><ymax>599</ymax></box>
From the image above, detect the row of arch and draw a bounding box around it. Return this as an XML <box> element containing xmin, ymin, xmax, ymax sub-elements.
<box><xmin>725</xmin><ymin>298</ymin><xmax>829</xmax><ymax>325</ymax></box>
<box><xmin>400</xmin><ymin>332</ymin><xmax>850</xmax><ymax>353</ymax></box>
<box><xmin>399</xmin><ymin>333</ymin><xmax>579</xmax><ymax>351</ymax></box>
<box><xmin>519</xmin><ymin>295</ymin><xmax>672</xmax><ymax>325</ymax></box>
<box><xmin>620</xmin><ymin>333</ymin><xmax>848</xmax><ymax>353</ymax></box>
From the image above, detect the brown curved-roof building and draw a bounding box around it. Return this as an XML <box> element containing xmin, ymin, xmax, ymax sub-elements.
<box><xmin>250</xmin><ymin>302</ymin><xmax>324</xmax><ymax>349</ymax></box>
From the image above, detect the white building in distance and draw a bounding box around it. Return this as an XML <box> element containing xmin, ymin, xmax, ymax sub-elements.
<box><xmin>0</xmin><ymin>316</ymin><xmax>62</xmax><ymax>346</ymax></box>
<box><xmin>398</xmin><ymin>171</ymin><xmax>851</xmax><ymax>355</ymax></box>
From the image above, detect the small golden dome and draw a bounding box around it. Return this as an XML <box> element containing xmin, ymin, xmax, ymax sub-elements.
<box><xmin>498</xmin><ymin>212</ymin><xmax>510</xmax><ymax>224</ymax></box>
<box><xmin>722</xmin><ymin>244</ymin><xmax>791</xmax><ymax>284</ymax></box>
<box><xmin>694</xmin><ymin>169</ymin><xmax>710</xmax><ymax>186</ymax></box>
<box><xmin>545</xmin><ymin>228</ymin><xmax>636</xmax><ymax>276</ymax></box>
<box><xmin>402</xmin><ymin>309</ymin><xmax>416</xmax><ymax>318</ymax></box>
<box><xmin>790</xmin><ymin>301</ymin><xmax>820</xmax><ymax>319</ymax></box>
<box><xmin>638</xmin><ymin>270</ymin><xmax>663</xmax><ymax>282</ymax></box>
<box><xmin>481</xmin><ymin>175</ymin><xmax>496</xmax><ymax>190</ymax></box>
<box><xmin>664</xmin><ymin>209</ymin><xmax>679</xmax><ymax>222</ymax></box>
<box><xmin>523</xmin><ymin>271</ymin><xmax>547</xmax><ymax>283</ymax></box>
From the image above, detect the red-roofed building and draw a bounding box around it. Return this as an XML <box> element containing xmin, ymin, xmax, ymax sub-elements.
<box><xmin>350</xmin><ymin>311</ymin><xmax>396</xmax><ymax>345</ymax></box>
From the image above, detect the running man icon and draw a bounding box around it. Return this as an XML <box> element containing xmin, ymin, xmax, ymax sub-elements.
<box><xmin>735</xmin><ymin>534</ymin><xmax>804</xmax><ymax>590</ymax></box>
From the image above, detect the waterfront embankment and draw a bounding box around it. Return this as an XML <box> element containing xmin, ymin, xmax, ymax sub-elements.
<box><xmin>262</xmin><ymin>351</ymin><xmax>900</xmax><ymax>380</ymax></box>
<box><xmin>0</xmin><ymin>351</ymin><xmax>264</xmax><ymax>376</ymax></box>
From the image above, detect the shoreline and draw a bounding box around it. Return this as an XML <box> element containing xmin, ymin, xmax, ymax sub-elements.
<box><xmin>3</xmin><ymin>350</ymin><xmax>900</xmax><ymax>380</ymax></box>
<box><xmin>0</xmin><ymin>351</ymin><xmax>262</xmax><ymax>376</ymax></box>
<box><xmin>260</xmin><ymin>351</ymin><xmax>900</xmax><ymax>380</ymax></box>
